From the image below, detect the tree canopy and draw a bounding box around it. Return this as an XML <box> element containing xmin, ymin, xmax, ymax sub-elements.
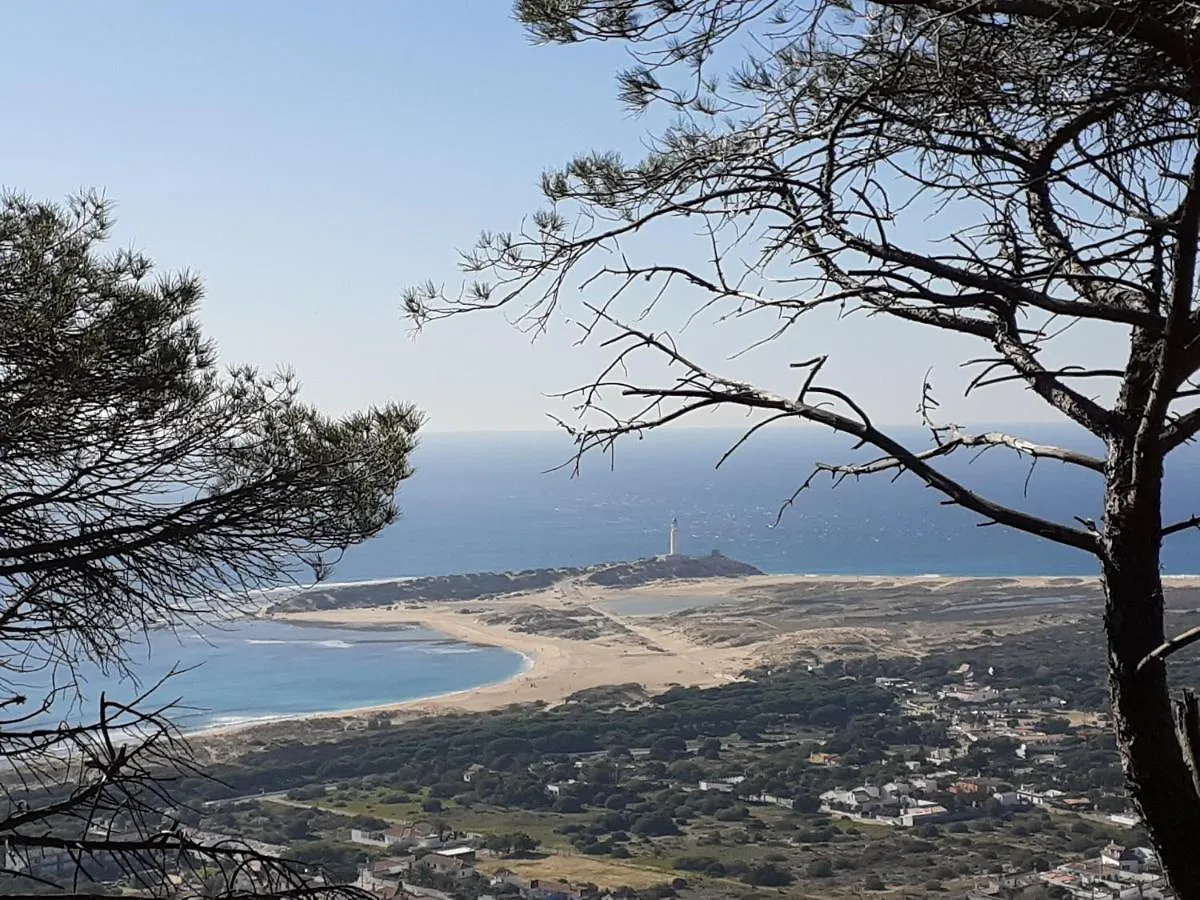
<box><xmin>408</xmin><ymin>2</ymin><xmax>1200</xmax><ymax>893</ymax></box>
<box><xmin>0</xmin><ymin>191</ymin><xmax>420</xmax><ymax>899</ymax></box>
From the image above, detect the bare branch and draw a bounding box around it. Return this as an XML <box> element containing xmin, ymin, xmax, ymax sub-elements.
<box><xmin>1163</xmin><ymin>514</ymin><xmax>1200</xmax><ymax>536</ymax></box>
<box><xmin>419</xmin><ymin>4</ymin><xmax>1200</xmax><ymax>890</ymax></box>
<box><xmin>569</xmin><ymin>312</ymin><xmax>1100</xmax><ymax>553</ymax></box>
<box><xmin>813</xmin><ymin>427</ymin><xmax>1106</xmax><ymax>477</ymax></box>
<box><xmin>1162</xmin><ymin>407</ymin><xmax>1200</xmax><ymax>452</ymax></box>
<box><xmin>1141</xmin><ymin>625</ymin><xmax>1200</xmax><ymax>672</ymax></box>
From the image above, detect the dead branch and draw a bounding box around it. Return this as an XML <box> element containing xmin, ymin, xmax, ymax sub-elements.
<box><xmin>813</xmin><ymin>427</ymin><xmax>1106</xmax><ymax>478</ymax></box>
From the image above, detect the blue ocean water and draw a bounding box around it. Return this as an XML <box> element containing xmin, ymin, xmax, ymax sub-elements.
<box><xmin>335</xmin><ymin>425</ymin><xmax>1200</xmax><ymax>579</ymax></box>
<box><xmin>39</xmin><ymin>425</ymin><xmax>1200</xmax><ymax>727</ymax></box>
<box><xmin>32</xmin><ymin>621</ymin><xmax>526</xmax><ymax>731</ymax></box>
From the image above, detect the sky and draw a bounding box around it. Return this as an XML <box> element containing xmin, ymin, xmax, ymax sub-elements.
<box><xmin>0</xmin><ymin>2</ymin><xmax>1129</xmax><ymax>434</ymax></box>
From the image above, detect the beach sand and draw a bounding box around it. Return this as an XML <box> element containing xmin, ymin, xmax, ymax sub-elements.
<box><xmin>191</xmin><ymin>572</ymin><xmax>1200</xmax><ymax>743</ymax></box>
<box><xmin>190</xmin><ymin>576</ymin><xmax>766</xmax><ymax>745</ymax></box>
<box><xmin>271</xmin><ymin>579</ymin><xmax>764</xmax><ymax>719</ymax></box>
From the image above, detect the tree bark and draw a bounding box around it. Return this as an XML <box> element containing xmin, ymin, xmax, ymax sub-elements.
<box><xmin>1103</xmin><ymin>435</ymin><xmax>1200</xmax><ymax>897</ymax></box>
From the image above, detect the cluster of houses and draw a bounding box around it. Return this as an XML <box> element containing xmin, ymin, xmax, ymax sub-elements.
<box><xmin>812</xmin><ymin>768</ymin><xmax>1132</xmax><ymax>831</ymax></box>
<box><xmin>818</xmin><ymin>780</ymin><xmax>951</xmax><ymax>828</ymax></box>
<box><xmin>889</xmin><ymin>666</ymin><xmax>1105</xmax><ymax>738</ymax></box>
<box><xmin>356</xmin><ymin>851</ymin><xmax>591</xmax><ymax>900</ymax></box>
<box><xmin>869</xmin><ymin>668</ymin><xmax>1148</xmax><ymax>820</ymax></box>
<box><xmin>356</xmin><ymin>847</ymin><xmax>480</xmax><ymax>890</ymax></box>
<box><xmin>970</xmin><ymin>842</ymin><xmax>1168</xmax><ymax>899</ymax></box>
<box><xmin>348</xmin><ymin>824</ymin><xmax>597</xmax><ymax>900</ymax></box>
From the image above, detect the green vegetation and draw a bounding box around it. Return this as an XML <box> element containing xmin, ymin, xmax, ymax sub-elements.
<box><xmin>191</xmin><ymin>634</ymin><xmax>1150</xmax><ymax>895</ymax></box>
<box><xmin>185</xmin><ymin>667</ymin><xmax>894</xmax><ymax>802</ymax></box>
<box><xmin>0</xmin><ymin>191</ymin><xmax>421</xmax><ymax>900</ymax></box>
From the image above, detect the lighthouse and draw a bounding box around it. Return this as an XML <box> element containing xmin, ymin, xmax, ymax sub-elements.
<box><xmin>669</xmin><ymin>517</ymin><xmax>679</xmax><ymax>557</ymax></box>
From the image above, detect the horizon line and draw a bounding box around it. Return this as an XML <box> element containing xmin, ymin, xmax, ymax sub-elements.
<box><xmin>417</xmin><ymin>420</ymin><xmax>1093</xmax><ymax>437</ymax></box>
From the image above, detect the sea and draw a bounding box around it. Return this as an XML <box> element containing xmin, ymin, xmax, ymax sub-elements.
<box><xmin>338</xmin><ymin>424</ymin><xmax>1200</xmax><ymax>579</ymax></box>
<box><xmin>34</xmin><ymin>425</ymin><xmax>1200</xmax><ymax>729</ymax></box>
<box><xmin>39</xmin><ymin>622</ymin><xmax>530</xmax><ymax>732</ymax></box>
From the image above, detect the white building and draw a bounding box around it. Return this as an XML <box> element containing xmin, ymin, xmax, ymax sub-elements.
<box><xmin>882</xmin><ymin>781</ymin><xmax>911</xmax><ymax>798</ymax></box>
<box><xmin>349</xmin><ymin>828</ymin><xmax>410</xmax><ymax>849</ymax></box>
<box><xmin>898</xmin><ymin>805</ymin><xmax>949</xmax><ymax>827</ymax></box>
<box><xmin>1100</xmin><ymin>842</ymin><xmax>1143</xmax><ymax>873</ymax></box>
<box><xmin>819</xmin><ymin>785</ymin><xmax>881</xmax><ymax>810</ymax></box>
<box><xmin>698</xmin><ymin>776</ymin><xmax>744</xmax><ymax>793</ymax></box>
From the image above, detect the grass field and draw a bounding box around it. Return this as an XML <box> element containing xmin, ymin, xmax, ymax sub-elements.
<box><xmin>477</xmin><ymin>855</ymin><xmax>674</xmax><ymax>890</ymax></box>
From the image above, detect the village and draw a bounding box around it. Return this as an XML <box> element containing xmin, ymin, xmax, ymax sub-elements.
<box><xmin>230</xmin><ymin>655</ymin><xmax>1174</xmax><ymax>900</ymax></box>
<box><xmin>8</xmin><ymin>640</ymin><xmax>1171</xmax><ymax>900</ymax></box>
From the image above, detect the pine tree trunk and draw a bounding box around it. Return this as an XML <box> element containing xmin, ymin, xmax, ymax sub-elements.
<box><xmin>1103</xmin><ymin>438</ymin><xmax>1200</xmax><ymax>897</ymax></box>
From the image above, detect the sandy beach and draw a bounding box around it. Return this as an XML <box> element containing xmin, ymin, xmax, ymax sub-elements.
<box><xmin>185</xmin><ymin>571</ymin><xmax>1200</xmax><ymax>745</ymax></box>
<box><xmin>187</xmin><ymin>574</ymin><xmax>777</xmax><ymax>744</ymax></box>
<box><xmin>273</xmin><ymin>580</ymin><xmax>764</xmax><ymax>718</ymax></box>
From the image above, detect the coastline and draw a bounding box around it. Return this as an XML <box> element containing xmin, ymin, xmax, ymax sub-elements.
<box><xmin>190</xmin><ymin>573</ymin><xmax>771</xmax><ymax>740</ymax></box>
<box><xmin>226</xmin><ymin>588</ymin><xmax>758</xmax><ymax>729</ymax></box>
<box><xmin>188</xmin><ymin>571</ymin><xmax>1200</xmax><ymax>743</ymax></box>
<box><xmin>187</xmin><ymin>649</ymin><xmax>536</xmax><ymax>738</ymax></box>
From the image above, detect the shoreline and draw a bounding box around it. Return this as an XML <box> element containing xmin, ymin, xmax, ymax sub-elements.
<box><xmin>190</xmin><ymin>574</ymin><xmax>772</xmax><ymax>740</ymax></box>
<box><xmin>187</xmin><ymin>571</ymin><xmax>1200</xmax><ymax>742</ymax></box>
<box><xmin>284</xmin><ymin>571</ymin><xmax>1200</xmax><ymax>591</ymax></box>
<box><xmin>186</xmin><ymin>648</ymin><xmax>535</xmax><ymax>738</ymax></box>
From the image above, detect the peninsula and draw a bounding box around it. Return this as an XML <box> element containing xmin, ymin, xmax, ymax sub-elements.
<box><xmin>269</xmin><ymin>551</ymin><xmax>763</xmax><ymax>613</ymax></box>
<box><xmin>255</xmin><ymin>557</ymin><xmax>1200</xmax><ymax>738</ymax></box>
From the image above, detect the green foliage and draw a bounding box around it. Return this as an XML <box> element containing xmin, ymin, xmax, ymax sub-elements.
<box><xmin>792</xmin><ymin>792</ymin><xmax>821</xmax><ymax>814</ymax></box>
<box><xmin>188</xmin><ymin>666</ymin><xmax>893</xmax><ymax>800</ymax></box>
<box><xmin>745</xmin><ymin>862</ymin><xmax>794</xmax><ymax>886</ymax></box>
<box><xmin>0</xmin><ymin>190</ymin><xmax>421</xmax><ymax>900</ymax></box>
<box><xmin>484</xmin><ymin>832</ymin><xmax>540</xmax><ymax>857</ymax></box>
<box><xmin>631</xmin><ymin>814</ymin><xmax>680</xmax><ymax>837</ymax></box>
<box><xmin>287</xmin><ymin>841</ymin><xmax>366</xmax><ymax>884</ymax></box>
<box><xmin>649</xmin><ymin>736</ymin><xmax>687</xmax><ymax>761</ymax></box>
<box><xmin>0</xmin><ymin>193</ymin><xmax>422</xmax><ymax>635</ymax></box>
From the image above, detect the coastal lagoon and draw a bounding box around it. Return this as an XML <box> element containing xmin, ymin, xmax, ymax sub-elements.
<box><xmin>35</xmin><ymin>620</ymin><xmax>526</xmax><ymax>731</ymax></box>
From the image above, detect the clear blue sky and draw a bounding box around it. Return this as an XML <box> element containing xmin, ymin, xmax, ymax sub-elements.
<box><xmin>0</xmin><ymin>2</ymin><xmax>1123</xmax><ymax>433</ymax></box>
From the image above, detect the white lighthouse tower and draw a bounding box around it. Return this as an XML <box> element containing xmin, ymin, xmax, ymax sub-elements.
<box><xmin>669</xmin><ymin>517</ymin><xmax>679</xmax><ymax>557</ymax></box>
